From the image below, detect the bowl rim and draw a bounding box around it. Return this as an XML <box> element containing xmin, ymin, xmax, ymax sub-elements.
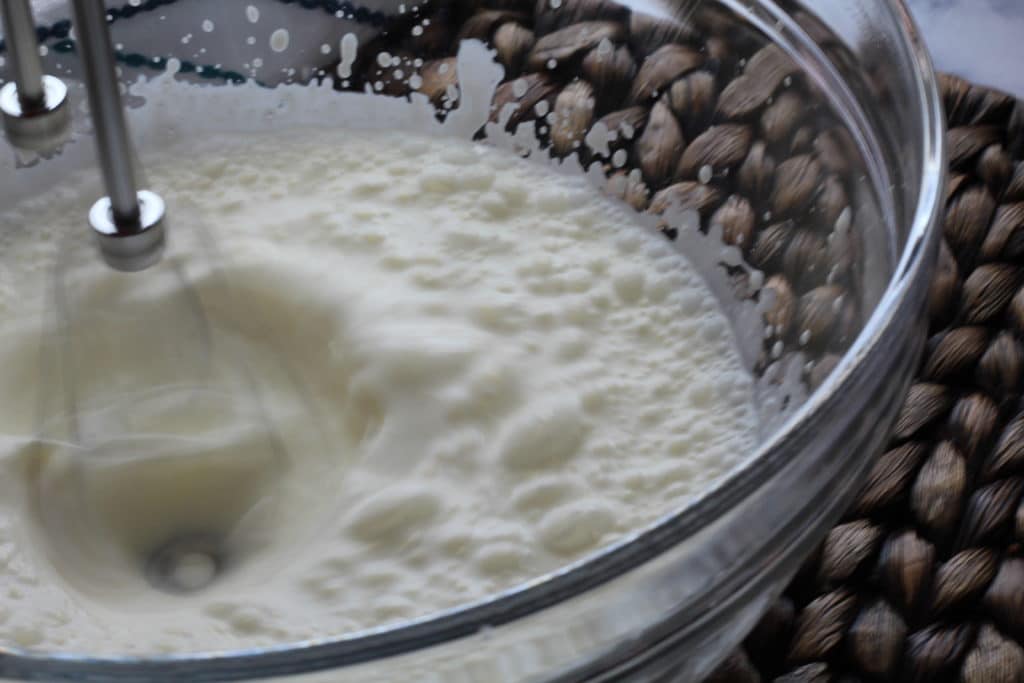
<box><xmin>0</xmin><ymin>0</ymin><xmax>946</xmax><ymax>678</ymax></box>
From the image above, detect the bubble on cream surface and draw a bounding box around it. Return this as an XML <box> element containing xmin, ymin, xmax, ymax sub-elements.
<box><xmin>0</xmin><ymin>126</ymin><xmax>758</xmax><ymax>654</ymax></box>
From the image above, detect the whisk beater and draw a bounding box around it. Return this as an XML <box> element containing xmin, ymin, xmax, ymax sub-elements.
<box><xmin>0</xmin><ymin>0</ymin><xmax>70</xmax><ymax>152</ymax></box>
<box><xmin>9</xmin><ymin>0</ymin><xmax>311</xmax><ymax>595</ymax></box>
<box><xmin>71</xmin><ymin>0</ymin><xmax>167</xmax><ymax>271</ymax></box>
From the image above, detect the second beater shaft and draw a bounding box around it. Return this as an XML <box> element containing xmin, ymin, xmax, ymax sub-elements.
<box><xmin>71</xmin><ymin>0</ymin><xmax>166</xmax><ymax>271</ymax></box>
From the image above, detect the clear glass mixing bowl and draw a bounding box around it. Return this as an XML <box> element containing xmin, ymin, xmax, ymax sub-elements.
<box><xmin>0</xmin><ymin>0</ymin><xmax>943</xmax><ymax>680</ymax></box>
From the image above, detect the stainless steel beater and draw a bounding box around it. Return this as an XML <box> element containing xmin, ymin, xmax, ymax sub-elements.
<box><xmin>0</xmin><ymin>0</ymin><xmax>70</xmax><ymax>151</ymax></box>
<box><xmin>71</xmin><ymin>0</ymin><xmax>167</xmax><ymax>272</ymax></box>
<box><xmin>2</xmin><ymin>0</ymin><xmax>301</xmax><ymax>594</ymax></box>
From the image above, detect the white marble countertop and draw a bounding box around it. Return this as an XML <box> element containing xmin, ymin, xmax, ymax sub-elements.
<box><xmin>907</xmin><ymin>0</ymin><xmax>1024</xmax><ymax>97</ymax></box>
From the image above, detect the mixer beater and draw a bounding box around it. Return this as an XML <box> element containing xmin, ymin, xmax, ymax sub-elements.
<box><xmin>0</xmin><ymin>0</ymin><xmax>69</xmax><ymax>152</ymax></box>
<box><xmin>70</xmin><ymin>0</ymin><xmax>167</xmax><ymax>272</ymax></box>
<box><xmin>1</xmin><ymin>0</ymin><xmax>303</xmax><ymax>594</ymax></box>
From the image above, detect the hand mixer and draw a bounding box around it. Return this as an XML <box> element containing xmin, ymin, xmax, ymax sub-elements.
<box><xmin>2</xmin><ymin>0</ymin><xmax>304</xmax><ymax>594</ymax></box>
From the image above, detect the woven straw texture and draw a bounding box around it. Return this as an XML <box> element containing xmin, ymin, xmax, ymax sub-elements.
<box><xmin>707</xmin><ymin>75</ymin><xmax>1024</xmax><ymax>683</ymax></box>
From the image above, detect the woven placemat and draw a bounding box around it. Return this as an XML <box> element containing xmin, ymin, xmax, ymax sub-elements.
<box><xmin>706</xmin><ymin>74</ymin><xmax>1024</xmax><ymax>683</ymax></box>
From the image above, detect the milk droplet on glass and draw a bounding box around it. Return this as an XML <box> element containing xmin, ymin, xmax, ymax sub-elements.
<box><xmin>270</xmin><ymin>29</ymin><xmax>290</xmax><ymax>53</ymax></box>
<box><xmin>246</xmin><ymin>5</ymin><xmax>260</xmax><ymax>23</ymax></box>
<box><xmin>338</xmin><ymin>33</ymin><xmax>359</xmax><ymax>79</ymax></box>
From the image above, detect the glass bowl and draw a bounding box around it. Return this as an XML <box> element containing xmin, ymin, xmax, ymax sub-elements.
<box><xmin>0</xmin><ymin>0</ymin><xmax>944</xmax><ymax>680</ymax></box>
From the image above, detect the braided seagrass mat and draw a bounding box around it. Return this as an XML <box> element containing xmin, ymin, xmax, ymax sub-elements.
<box><xmin>705</xmin><ymin>74</ymin><xmax>1024</xmax><ymax>683</ymax></box>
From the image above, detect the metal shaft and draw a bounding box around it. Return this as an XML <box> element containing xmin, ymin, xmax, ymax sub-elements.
<box><xmin>71</xmin><ymin>0</ymin><xmax>141</xmax><ymax>227</ymax></box>
<box><xmin>1</xmin><ymin>0</ymin><xmax>46</xmax><ymax>107</ymax></box>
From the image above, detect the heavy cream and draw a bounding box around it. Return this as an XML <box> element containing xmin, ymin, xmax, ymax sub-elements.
<box><xmin>0</xmin><ymin>128</ymin><xmax>757</xmax><ymax>654</ymax></box>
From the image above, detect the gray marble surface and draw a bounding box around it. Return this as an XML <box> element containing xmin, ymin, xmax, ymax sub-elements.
<box><xmin>907</xmin><ymin>0</ymin><xmax>1024</xmax><ymax>97</ymax></box>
